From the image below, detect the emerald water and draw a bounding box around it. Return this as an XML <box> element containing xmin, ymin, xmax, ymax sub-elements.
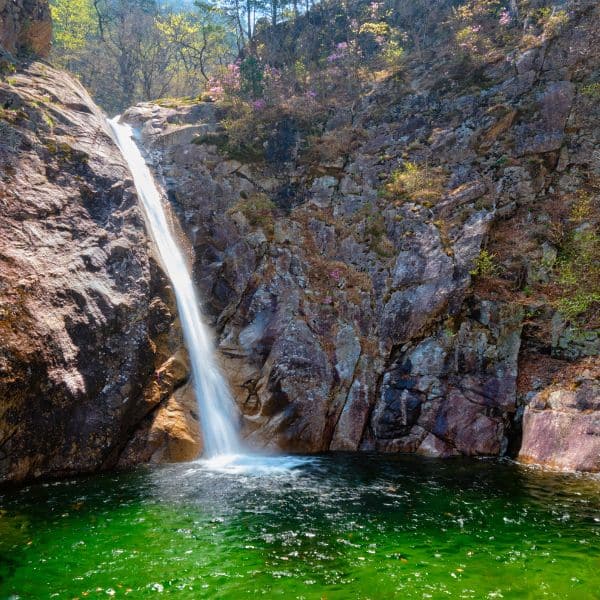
<box><xmin>1</xmin><ymin>455</ymin><xmax>599</xmax><ymax>599</ymax></box>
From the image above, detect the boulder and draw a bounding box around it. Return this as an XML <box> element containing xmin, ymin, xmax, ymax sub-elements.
<box><xmin>519</xmin><ymin>377</ymin><xmax>600</xmax><ymax>472</ymax></box>
<box><xmin>0</xmin><ymin>63</ymin><xmax>185</xmax><ymax>483</ymax></box>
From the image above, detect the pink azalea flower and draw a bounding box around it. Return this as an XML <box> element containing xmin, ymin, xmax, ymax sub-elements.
<box><xmin>499</xmin><ymin>9</ymin><xmax>512</xmax><ymax>26</ymax></box>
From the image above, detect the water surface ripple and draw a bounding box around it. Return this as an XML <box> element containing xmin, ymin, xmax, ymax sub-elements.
<box><xmin>1</xmin><ymin>455</ymin><xmax>599</xmax><ymax>599</ymax></box>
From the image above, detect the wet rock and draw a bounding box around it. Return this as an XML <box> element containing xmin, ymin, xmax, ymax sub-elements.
<box><xmin>330</xmin><ymin>360</ymin><xmax>374</xmax><ymax>451</ymax></box>
<box><xmin>119</xmin><ymin>380</ymin><xmax>202</xmax><ymax>466</ymax></box>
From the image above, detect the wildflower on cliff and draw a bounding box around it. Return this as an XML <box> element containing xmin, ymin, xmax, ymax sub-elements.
<box><xmin>499</xmin><ymin>9</ymin><xmax>512</xmax><ymax>26</ymax></box>
<box><xmin>327</xmin><ymin>42</ymin><xmax>349</xmax><ymax>63</ymax></box>
<box><xmin>208</xmin><ymin>84</ymin><xmax>224</xmax><ymax>98</ymax></box>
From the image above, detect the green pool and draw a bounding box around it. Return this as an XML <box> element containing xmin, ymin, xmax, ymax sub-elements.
<box><xmin>1</xmin><ymin>454</ymin><xmax>599</xmax><ymax>599</ymax></box>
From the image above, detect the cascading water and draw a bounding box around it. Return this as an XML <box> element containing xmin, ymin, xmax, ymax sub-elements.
<box><xmin>108</xmin><ymin>116</ymin><xmax>239</xmax><ymax>458</ymax></box>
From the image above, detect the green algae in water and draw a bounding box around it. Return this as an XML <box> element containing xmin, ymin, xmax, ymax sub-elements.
<box><xmin>0</xmin><ymin>455</ymin><xmax>599</xmax><ymax>599</ymax></box>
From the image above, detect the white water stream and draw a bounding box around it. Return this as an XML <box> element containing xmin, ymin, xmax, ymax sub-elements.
<box><xmin>108</xmin><ymin>117</ymin><xmax>240</xmax><ymax>458</ymax></box>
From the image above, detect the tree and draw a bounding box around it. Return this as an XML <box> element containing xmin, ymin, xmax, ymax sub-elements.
<box><xmin>50</xmin><ymin>0</ymin><xmax>96</xmax><ymax>61</ymax></box>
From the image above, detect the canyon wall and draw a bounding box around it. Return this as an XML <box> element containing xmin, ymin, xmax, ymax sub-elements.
<box><xmin>0</xmin><ymin>0</ymin><xmax>598</xmax><ymax>482</ymax></box>
<box><xmin>125</xmin><ymin>0</ymin><xmax>599</xmax><ymax>471</ymax></box>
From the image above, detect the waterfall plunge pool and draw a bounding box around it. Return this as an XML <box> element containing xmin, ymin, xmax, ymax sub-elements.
<box><xmin>1</xmin><ymin>454</ymin><xmax>599</xmax><ymax>599</ymax></box>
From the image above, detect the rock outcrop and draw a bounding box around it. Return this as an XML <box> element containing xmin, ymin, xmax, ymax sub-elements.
<box><xmin>0</xmin><ymin>5</ymin><xmax>197</xmax><ymax>483</ymax></box>
<box><xmin>122</xmin><ymin>0</ymin><xmax>599</xmax><ymax>469</ymax></box>
<box><xmin>517</xmin><ymin>356</ymin><xmax>599</xmax><ymax>471</ymax></box>
<box><xmin>520</xmin><ymin>376</ymin><xmax>599</xmax><ymax>472</ymax></box>
<box><xmin>0</xmin><ymin>0</ymin><xmax>51</xmax><ymax>57</ymax></box>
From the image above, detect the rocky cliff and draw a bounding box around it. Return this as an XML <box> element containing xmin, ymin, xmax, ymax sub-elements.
<box><xmin>1</xmin><ymin>0</ymin><xmax>598</xmax><ymax>482</ymax></box>
<box><xmin>0</xmin><ymin>0</ymin><xmax>51</xmax><ymax>58</ymax></box>
<box><xmin>124</xmin><ymin>0</ymin><xmax>599</xmax><ymax>471</ymax></box>
<box><xmin>0</xmin><ymin>6</ymin><xmax>198</xmax><ymax>484</ymax></box>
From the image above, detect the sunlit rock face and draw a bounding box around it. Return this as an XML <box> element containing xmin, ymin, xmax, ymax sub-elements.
<box><xmin>119</xmin><ymin>100</ymin><xmax>518</xmax><ymax>458</ymax></box>
<box><xmin>519</xmin><ymin>361</ymin><xmax>600</xmax><ymax>472</ymax></box>
<box><xmin>123</xmin><ymin>0</ymin><xmax>599</xmax><ymax>468</ymax></box>
<box><xmin>0</xmin><ymin>60</ymin><xmax>196</xmax><ymax>483</ymax></box>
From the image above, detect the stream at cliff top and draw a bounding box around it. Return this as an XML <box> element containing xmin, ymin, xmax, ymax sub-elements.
<box><xmin>1</xmin><ymin>455</ymin><xmax>599</xmax><ymax>599</ymax></box>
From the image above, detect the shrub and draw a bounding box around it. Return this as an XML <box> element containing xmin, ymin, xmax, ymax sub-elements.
<box><xmin>239</xmin><ymin>56</ymin><xmax>264</xmax><ymax>100</ymax></box>
<box><xmin>470</xmin><ymin>249</ymin><xmax>500</xmax><ymax>277</ymax></box>
<box><xmin>216</xmin><ymin>101</ymin><xmax>267</xmax><ymax>162</ymax></box>
<box><xmin>229</xmin><ymin>193</ymin><xmax>276</xmax><ymax>238</ymax></box>
<box><xmin>581</xmin><ymin>82</ymin><xmax>600</xmax><ymax>99</ymax></box>
<box><xmin>552</xmin><ymin>195</ymin><xmax>600</xmax><ymax>323</ymax></box>
<box><xmin>535</xmin><ymin>8</ymin><xmax>569</xmax><ymax>37</ymax></box>
<box><xmin>558</xmin><ymin>293</ymin><xmax>600</xmax><ymax>322</ymax></box>
<box><xmin>382</xmin><ymin>161</ymin><xmax>446</xmax><ymax>204</ymax></box>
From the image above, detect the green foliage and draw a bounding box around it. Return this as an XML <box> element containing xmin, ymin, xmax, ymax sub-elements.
<box><xmin>557</xmin><ymin>292</ymin><xmax>600</xmax><ymax>322</ymax></box>
<box><xmin>49</xmin><ymin>0</ymin><xmax>236</xmax><ymax>112</ymax></box>
<box><xmin>470</xmin><ymin>250</ymin><xmax>500</xmax><ymax>277</ymax></box>
<box><xmin>50</xmin><ymin>0</ymin><xmax>96</xmax><ymax>53</ymax></box>
<box><xmin>553</xmin><ymin>195</ymin><xmax>600</xmax><ymax>323</ymax></box>
<box><xmin>382</xmin><ymin>162</ymin><xmax>446</xmax><ymax>205</ymax></box>
<box><xmin>451</xmin><ymin>0</ymin><xmax>503</xmax><ymax>62</ymax></box>
<box><xmin>534</xmin><ymin>7</ymin><xmax>569</xmax><ymax>36</ymax></box>
<box><xmin>581</xmin><ymin>82</ymin><xmax>600</xmax><ymax>99</ymax></box>
<box><xmin>555</xmin><ymin>229</ymin><xmax>600</xmax><ymax>321</ymax></box>
<box><xmin>229</xmin><ymin>193</ymin><xmax>276</xmax><ymax>237</ymax></box>
<box><xmin>239</xmin><ymin>57</ymin><xmax>264</xmax><ymax>99</ymax></box>
<box><xmin>0</xmin><ymin>58</ymin><xmax>16</xmax><ymax>78</ymax></box>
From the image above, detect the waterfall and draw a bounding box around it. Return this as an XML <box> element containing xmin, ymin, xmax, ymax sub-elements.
<box><xmin>108</xmin><ymin>117</ymin><xmax>240</xmax><ymax>458</ymax></box>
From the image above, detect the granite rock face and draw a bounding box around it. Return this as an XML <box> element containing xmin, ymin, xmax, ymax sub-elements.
<box><xmin>121</xmin><ymin>0</ymin><xmax>599</xmax><ymax>468</ymax></box>
<box><xmin>0</xmin><ymin>61</ymin><xmax>194</xmax><ymax>484</ymax></box>
<box><xmin>519</xmin><ymin>361</ymin><xmax>599</xmax><ymax>472</ymax></box>
<box><xmin>127</xmin><ymin>99</ymin><xmax>525</xmax><ymax>457</ymax></box>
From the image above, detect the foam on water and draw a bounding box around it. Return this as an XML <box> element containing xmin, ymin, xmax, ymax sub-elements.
<box><xmin>197</xmin><ymin>453</ymin><xmax>316</xmax><ymax>476</ymax></box>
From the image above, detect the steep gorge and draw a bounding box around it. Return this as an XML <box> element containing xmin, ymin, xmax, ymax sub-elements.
<box><xmin>0</xmin><ymin>0</ymin><xmax>598</xmax><ymax>485</ymax></box>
